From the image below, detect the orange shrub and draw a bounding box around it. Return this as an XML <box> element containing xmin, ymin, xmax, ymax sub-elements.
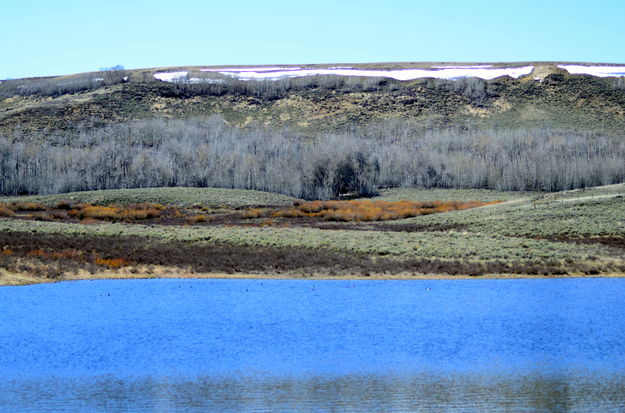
<box><xmin>259</xmin><ymin>219</ymin><xmax>275</xmax><ymax>227</ymax></box>
<box><xmin>77</xmin><ymin>206</ymin><xmax>121</xmax><ymax>220</ymax></box>
<box><xmin>95</xmin><ymin>257</ymin><xmax>130</xmax><ymax>268</ymax></box>
<box><xmin>272</xmin><ymin>208</ymin><xmax>307</xmax><ymax>218</ymax></box>
<box><xmin>10</xmin><ymin>202</ymin><xmax>48</xmax><ymax>211</ymax></box>
<box><xmin>80</xmin><ymin>218</ymin><xmax>99</xmax><ymax>225</ymax></box>
<box><xmin>126</xmin><ymin>202</ymin><xmax>166</xmax><ymax>210</ymax></box>
<box><xmin>27</xmin><ymin>249</ymin><xmax>83</xmax><ymax>261</ymax></box>
<box><xmin>0</xmin><ymin>206</ymin><xmax>15</xmax><ymax>217</ymax></box>
<box><xmin>276</xmin><ymin>199</ymin><xmax>501</xmax><ymax>222</ymax></box>
<box><xmin>56</xmin><ymin>250</ymin><xmax>82</xmax><ymax>260</ymax></box>
<box><xmin>9</xmin><ymin>202</ymin><xmax>48</xmax><ymax>211</ymax></box>
<box><xmin>74</xmin><ymin>204</ymin><xmax>160</xmax><ymax>221</ymax></box>
<box><xmin>121</xmin><ymin>208</ymin><xmax>161</xmax><ymax>220</ymax></box>
<box><xmin>242</xmin><ymin>208</ymin><xmax>266</xmax><ymax>219</ymax></box>
<box><xmin>190</xmin><ymin>214</ymin><xmax>208</xmax><ymax>223</ymax></box>
<box><xmin>45</xmin><ymin>211</ymin><xmax>69</xmax><ymax>220</ymax></box>
<box><xmin>299</xmin><ymin>201</ymin><xmax>327</xmax><ymax>213</ymax></box>
<box><xmin>55</xmin><ymin>200</ymin><xmax>74</xmax><ymax>210</ymax></box>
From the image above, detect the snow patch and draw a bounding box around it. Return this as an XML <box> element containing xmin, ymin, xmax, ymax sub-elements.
<box><xmin>201</xmin><ymin>67</ymin><xmax>302</xmax><ymax>72</ymax></box>
<box><xmin>212</xmin><ymin>66</ymin><xmax>535</xmax><ymax>81</ymax></box>
<box><xmin>558</xmin><ymin>65</ymin><xmax>625</xmax><ymax>77</ymax></box>
<box><xmin>187</xmin><ymin>77</ymin><xmax>225</xmax><ymax>84</ymax></box>
<box><xmin>431</xmin><ymin>65</ymin><xmax>494</xmax><ymax>69</ymax></box>
<box><xmin>153</xmin><ymin>71</ymin><xmax>188</xmax><ymax>82</ymax></box>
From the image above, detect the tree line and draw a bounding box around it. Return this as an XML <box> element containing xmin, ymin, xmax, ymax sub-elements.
<box><xmin>1</xmin><ymin>116</ymin><xmax>624</xmax><ymax>198</ymax></box>
<box><xmin>0</xmin><ymin>69</ymin><xmax>128</xmax><ymax>97</ymax></box>
<box><xmin>162</xmin><ymin>73</ymin><xmax>499</xmax><ymax>102</ymax></box>
<box><xmin>1</xmin><ymin>69</ymin><xmax>495</xmax><ymax>102</ymax></box>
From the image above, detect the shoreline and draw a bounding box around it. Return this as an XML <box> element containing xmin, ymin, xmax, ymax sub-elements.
<box><xmin>2</xmin><ymin>268</ymin><xmax>625</xmax><ymax>287</ymax></box>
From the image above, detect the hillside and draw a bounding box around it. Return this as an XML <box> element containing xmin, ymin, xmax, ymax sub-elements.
<box><xmin>2</xmin><ymin>62</ymin><xmax>625</xmax><ymax>136</ymax></box>
<box><xmin>1</xmin><ymin>62</ymin><xmax>625</xmax><ymax>199</ymax></box>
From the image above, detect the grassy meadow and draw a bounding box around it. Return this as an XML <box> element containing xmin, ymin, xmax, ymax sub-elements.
<box><xmin>1</xmin><ymin>185</ymin><xmax>623</xmax><ymax>285</ymax></box>
<box><xmin>0</xmin><ymin>187</ymin><xmax>298</xmax><ymax>208</ymax></box>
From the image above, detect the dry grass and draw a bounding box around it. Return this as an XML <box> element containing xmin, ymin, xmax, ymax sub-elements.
<box><xmin>126</xmin><ymin>202</ymin><xmax>167</xmax><ymax>210</ymax></box>
<box><xmin>79</xmin><ymin>217</ymin><xmax>100</xmax><ymax>225</ymax></box>
<box><xmin>95</xmin><ymin>257</ymin><xmax>131</xmax><ymax>268</ymax></box>
<box><xmin>7</xmin><ymin>202</ymin><xmax>48</xmax><ymax>212</ymax></box>
<box><xmin>55</xmin><ymin>200</ymin><xmax>74</xmax><ymax>210</ymax></box>
<box><xmin>27</xmin><ymin>249</ymin><xmax>83</xmax><ymax>261</ymax></box>
<box><xmin>242</xmin><ymin>208</ymin><xmax>268</xmax><ymax>219</ymax></box>
<box><xmin>273</xmin><ymin>200</ymin><xmax>500</xmax><ymax>222</ymax></box>
<box><xmin>6</xmin><ymin>244</ymin><xmax>132</xmax><ymax>271</ymax></box>
<box><xmin>0</xmin><ymin>201</ymin><xmax>163</xmax><ymax>223</ymax></box>
<box><xmin>189</xmin><ymin>214</ymin><xmax>209</xmax><ymax>223</ymax></box>
<box><xmin>0</xmin><ymin>206</ymin><xmax>15</xmax><ymax>217</ymax></box>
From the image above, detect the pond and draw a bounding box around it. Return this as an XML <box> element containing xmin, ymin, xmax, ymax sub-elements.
<box><xmin>1</xmin><ymin>278</ymin><xmax>625</xmax><ymax>412</ymax></box>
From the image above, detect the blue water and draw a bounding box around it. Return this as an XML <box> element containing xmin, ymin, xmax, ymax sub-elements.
<box><xmin>1</xmin><ymin>278</ymin><xmax>625</xmax><ymax>412</ymax></box>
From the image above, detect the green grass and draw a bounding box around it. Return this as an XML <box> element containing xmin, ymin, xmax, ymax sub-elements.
<box><xmin>536</xmin><ymin>183</ymin><xmax>625</xmax><ymax>201</ymax></box>
<box><xmin>369</xmin><ymin>188</ymin><xmax>538</xmax><ymax>202</ymax></box>
<box><xmin>392</xmin><ymin>191</ymin><xmax>625</xmax><ymax>238</ymax></box>
<box><xmin>0</xmin><ymin>217</ymin><xmax>612</xmax><ymax>263</ymax></box>
<box><xmin>0</xmin><ymin>187</ymin><xmax>300</xmax><ymax>208</ymax></box>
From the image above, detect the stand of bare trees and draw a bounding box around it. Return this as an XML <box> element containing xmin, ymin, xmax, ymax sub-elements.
<box><xmin>1</xmin><ymin>116</ymin><xmax>624</xmax><ymax>198</ymax></box>
<box><xmin>0</xmin><ymin>69</ymin><xmax>128</xmax><ymax>97</ymax></box>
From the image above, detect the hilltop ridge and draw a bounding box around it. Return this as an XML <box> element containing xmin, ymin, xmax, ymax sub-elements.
<box><xmin>2</xmin><ymin>62</ymin><xmax>625</xmax><ymax>135</ymax></box>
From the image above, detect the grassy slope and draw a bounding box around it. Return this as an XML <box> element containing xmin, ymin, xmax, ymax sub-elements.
<box><xmin>1</xmin><ymin>186</ymin><xmax>623</xmax><ymax>285</ymax></box>
<box><xmin>0</xmin><ymin>187</ymin><xmax>298</xmax><ymax>208</ymax></box>
<box><xmin>2</xmin><ymin>63</ymin><xmax>625</xmax><ymax>135</ymax></box>
<box><xmin>371</xmin><ymin>188</ymin><xmax>539</xmax><ymax>202</ymax></box>
<box><xmin>389</xmin><ymin>184</ymin><xmax>625</xmax><ymax>238</ymax></box>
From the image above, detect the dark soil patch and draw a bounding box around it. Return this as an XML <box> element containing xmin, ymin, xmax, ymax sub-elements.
<box><xmin>544</xmin><ymin>236</ymin><xmax>625</xmax><ymax>251</ymax></box>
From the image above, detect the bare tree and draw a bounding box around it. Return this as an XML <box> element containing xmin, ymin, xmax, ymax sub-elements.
<box><xmin>1</xmin><ymin>116</ymin><xmax>624</xmax><ymax>198</ymax></box>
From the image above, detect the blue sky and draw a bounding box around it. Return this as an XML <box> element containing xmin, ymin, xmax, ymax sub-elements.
<box><xmin>2</xmin><ymin>0</ymin><xmax>624</xmax><ymax>79</ymax></box>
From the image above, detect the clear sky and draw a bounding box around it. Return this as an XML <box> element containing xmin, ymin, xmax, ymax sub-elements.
<box><xmin>2</xmin><ymin>0</ymin><xmax>625</xmax><ymax>79</ymax></box>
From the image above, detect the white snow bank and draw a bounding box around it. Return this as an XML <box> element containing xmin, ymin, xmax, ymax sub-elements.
<box><xmin>187</xmin><ymin>77</ymin><xmax>225</xmax><ymax>84</ymax></box>
<box><xmin>558</xmin><ymin>65</ymin><xmax>625</xmax><ymax>77</ymax></box>
<box><xmin>209</xmin><ymin>66</ymin><xmax>534</xmax><ymax>81</ymax></box>
<box><xmin>201</xmin><ymin>67</ymin><xmax>302</xmax><ymax>72</ymax></box>
<box><xmin>153</xmin><ymin>71</ymin><xmax>188</xmax><ymax>82</ymax></box>
<box><xmin>431</xmin><ymin>65</ymin><xmax>494</xmax><ymax>69</ymax></box>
